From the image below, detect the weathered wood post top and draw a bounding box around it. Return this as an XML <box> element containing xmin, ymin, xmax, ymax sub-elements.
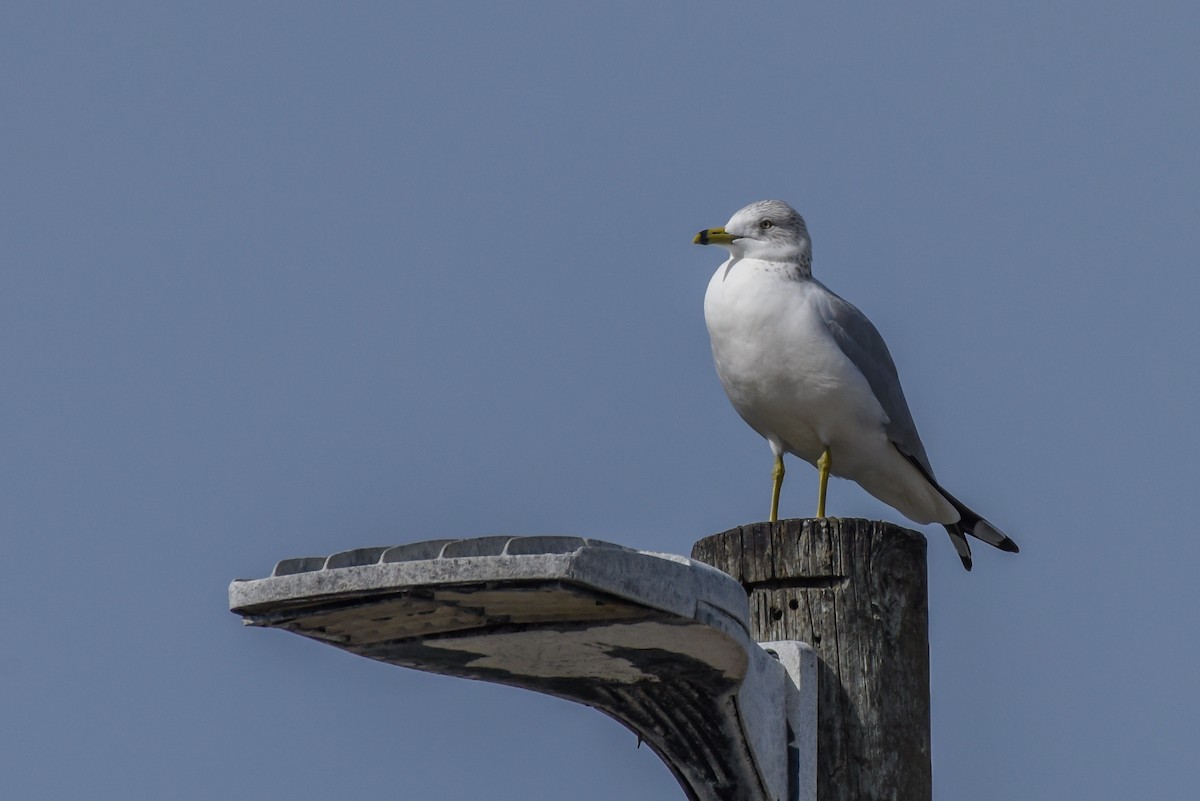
<box><xmin>692</xmin><ymin>517</ymin><xmax>932</xmax><ymax>801</ymax></box>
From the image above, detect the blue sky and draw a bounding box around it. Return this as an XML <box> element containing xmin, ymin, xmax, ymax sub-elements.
<box><xmin>3</xmin><ymin>2</ymin><xmax>1197</xmax><ymax>799</ymax></box>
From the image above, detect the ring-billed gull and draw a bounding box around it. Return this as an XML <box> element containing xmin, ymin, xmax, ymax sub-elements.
<box><xmin>694</xmin><ymin>199</ymin><xmax>1018</xmax><ymax>570</ymax></box>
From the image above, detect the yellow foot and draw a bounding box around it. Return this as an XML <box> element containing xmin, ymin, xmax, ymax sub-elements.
<box><xmin>816</xmin><ymin>447</ymin><xmax>831</xmax><ymax>518</ymax></box>
<box><xmin>770</xmin><ymin>453</ymin><xmax>784</xmax><ymax>523</ymax></box>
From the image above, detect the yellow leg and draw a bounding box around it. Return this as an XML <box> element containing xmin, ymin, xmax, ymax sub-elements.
<box><xmin>770</xmin><ymin>453</ymin><xmax>785</xmax><ymax>523</ymax></box>
<box><xmin>816</xmin><ymin>447</ymin><xmax>832</xmax><ymax>518</ymax></box>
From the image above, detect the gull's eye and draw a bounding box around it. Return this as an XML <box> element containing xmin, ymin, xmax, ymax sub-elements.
<box><xmin>759</xmin><ymin>219</ymin><xmax>774</xmax><ymax>230</ymax></box>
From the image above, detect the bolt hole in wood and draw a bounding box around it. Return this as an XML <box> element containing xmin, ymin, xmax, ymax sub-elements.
<box><xmin>788</xmin><ymin>599</ymin><xmax>799</xmax><ymax>610</ymax></box>
<box><xmin>770</xmin><ymin>607</ymin><xmax>783</xmax><ymax>620</ymax></box>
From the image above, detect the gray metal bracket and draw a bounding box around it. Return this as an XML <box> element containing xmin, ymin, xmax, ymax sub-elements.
<box><xmin>229</xmin><ymin>536</ymin><xmax>816</xmax><ymax>801</ymax></box>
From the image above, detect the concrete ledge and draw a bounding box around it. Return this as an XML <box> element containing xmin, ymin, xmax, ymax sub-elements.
<box><xmin>230</xmin><ymin>535</ymin><xmax>814</xmax><ymax>801</ymax></box>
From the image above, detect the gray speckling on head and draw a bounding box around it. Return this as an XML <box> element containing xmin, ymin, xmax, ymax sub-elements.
<box><xmin>726</xmin><ymin>200</ymin><xmax>812</xmax><ymax>273</ymax></box>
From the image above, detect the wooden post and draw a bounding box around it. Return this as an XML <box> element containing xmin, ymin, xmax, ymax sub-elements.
<box><xmin>691</xmin><ymin>518</ymin><xmax>931</xmax><ymax>801</ymax></box>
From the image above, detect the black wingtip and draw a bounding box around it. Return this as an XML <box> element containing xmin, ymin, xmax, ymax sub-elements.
<box><xmin>946</xmin><ymin>525</ymin><xmax>974</xmax><ymax>571</ymax></box>
<box><xmin>999</xmin><ymin>539</ymin><xmax>1020</xmax><ymax>554</ymax></box>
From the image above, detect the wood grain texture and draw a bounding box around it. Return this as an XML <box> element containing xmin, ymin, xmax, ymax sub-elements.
<box><xmin>692</xmin><ymin>518</ymin><xmax>931</xmax><ymax>801</ymax></box>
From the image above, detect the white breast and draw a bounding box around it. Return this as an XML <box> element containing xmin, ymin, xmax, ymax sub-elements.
<box><xmin>703</xmin><ymin>256</ymin><xmax>889</xmax><ymax>469</ymax></box>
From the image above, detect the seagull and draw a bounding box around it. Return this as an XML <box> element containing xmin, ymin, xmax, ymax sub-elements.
<box><xmin>694</xmin><ymin>199</ymin><xmax>1018</xmax><ymax>570</ymax></box>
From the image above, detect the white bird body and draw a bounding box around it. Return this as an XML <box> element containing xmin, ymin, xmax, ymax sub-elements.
<box><xmin>705</xmin><ymin>257</ymin><xmax>955</xmax><ymax>525</ymax></box>
<box><xmin>694</xmin><ymin>199</ymin><xmax>1018</xmax><ymax>569</ymax></box>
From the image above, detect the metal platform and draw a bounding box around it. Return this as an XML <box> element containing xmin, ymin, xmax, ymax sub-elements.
<box><xmin>230</xmin><ymin>535</ymin><xmax>815</xmax><ymax>801</ymax></box>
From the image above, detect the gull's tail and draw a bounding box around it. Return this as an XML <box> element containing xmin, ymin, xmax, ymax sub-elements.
<box><xmin>943</xmin><ymin>509</ymin><xmax>1019</xmax><ymax>572</ymax></box>
<box><xmin>901</xmin><ymin>452</ymin><xmax>1019</xmax><ymax>571</ymax></box>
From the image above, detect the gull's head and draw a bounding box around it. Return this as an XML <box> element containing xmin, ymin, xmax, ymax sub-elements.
<box><xmin>693</xmin><ymin>200</ymin><xmax>811</xmax><ymax>269</ymax></box>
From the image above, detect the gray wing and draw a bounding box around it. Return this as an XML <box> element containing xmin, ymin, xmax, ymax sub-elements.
<box><xmin>811</xmin><ymin>281</ymin><xmax>935</xmax><ymax>477</ymax></box>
